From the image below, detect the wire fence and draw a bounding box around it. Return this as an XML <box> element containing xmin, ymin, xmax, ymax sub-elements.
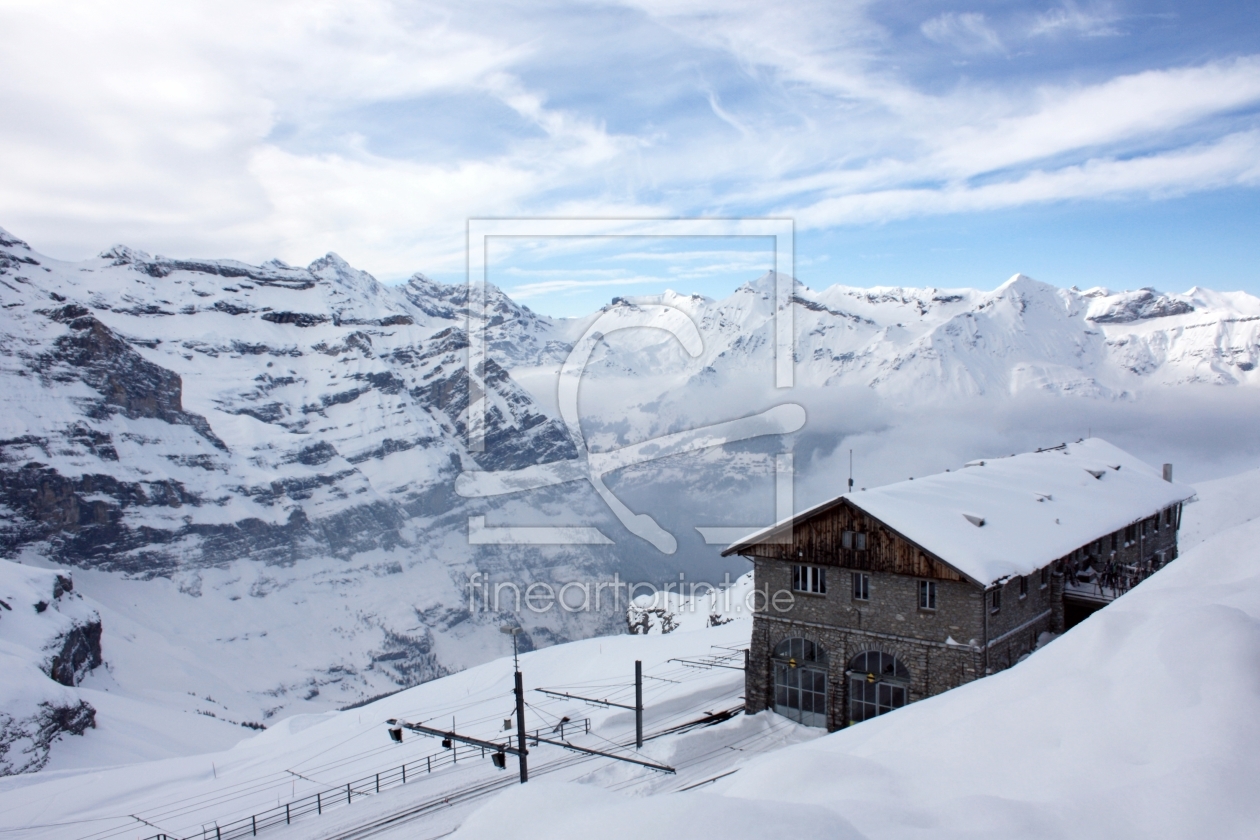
<box><xmin>143</xmin><ymin>719</ymin><xmax>590</xmax><ymax>840</ymax></box>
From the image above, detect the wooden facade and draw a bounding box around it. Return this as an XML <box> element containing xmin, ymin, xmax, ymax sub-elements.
<box><xmin>735</xmin><ymin>498</ymin><xmax>969</xmax><ymax>583</ymax></box>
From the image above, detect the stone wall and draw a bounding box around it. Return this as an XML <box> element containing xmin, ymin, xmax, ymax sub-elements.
<box><xmin>746</xmin><ymin>612</ymin><xmax>985</xmax><ymax>731</ymax></box>
<box><xmin>752</xmin><ymin>557</ymin><xmax>985</xmax><ymax>645</ymax></box>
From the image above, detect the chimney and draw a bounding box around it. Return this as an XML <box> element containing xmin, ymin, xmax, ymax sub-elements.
<box><xmin>1162</xmin><ymin>463</ymin><xmax>1173</xmax><ymax>482</ymax></box>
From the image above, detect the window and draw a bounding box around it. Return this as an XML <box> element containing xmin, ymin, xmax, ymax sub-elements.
<box><xmin>990</xmin><ymin>587</ymin><xmax>1001</xmax><ymax>613</ymax></box>
<box><xmin>792</xmin><ymin>565</ymin><xmax>826</xmax><ymax>594</ymax></box>
<box><xmin>918</xmin><ymin>580</ymin><xmax>936</xmax><ymax>610</ymax></box>
<box><xmin>842</xmin><ymin>530</ymin><xmax>867</xmax><ymax>550</ymax></box>
<box><xmin>856</xmin><ymin>532</ymin><xmax>867</xmax><ymax>550</ymax></box>
<box><xmin>848</xmin><ymin>652</ymin><xmax>911</xmax><ymax>725</ymax></box>
<box><xmin>841</xmin><ymin>530</ymin><xmax>853</xmax><ymax>549</ymax></box>
<box><xmin>1111</xmin><ymin>533</ymin><xmax>1118</xmax><ymax>551</ymax></box>
<box><xmin>773</xmin><ymin>638</ymin><xmax>828</xmax><ymax>728</ymax></box>
<box><xmin>1040</xmin><ymin>566</ymin><xmax>1049</xmax><ymax>588</ymax></box>
<box><xmin>851</xmin><ymin>572</ymin><xmax>870</xmax><ymax>601</ymax></box>
<box><xmin>1019</xmin><ymin>576</ymin><xmax>1028</xmax><ymax>599</ymax></box>
<box><xmin>1124</xmin><ymin>524</ymin><xmax>1137</xmax><ymax>546</ymax></box>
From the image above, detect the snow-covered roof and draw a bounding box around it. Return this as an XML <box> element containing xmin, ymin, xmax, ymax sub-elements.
<box><xmin>724</xmin><ymin>438</ymin><xmax>1195</xmax><ymax>586</ymax></box>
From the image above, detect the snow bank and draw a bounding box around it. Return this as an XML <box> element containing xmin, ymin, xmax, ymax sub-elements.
<box><xmin>456</xmin><ymin>470</ymin><xmax>1260</xmax><ymax>840</ymax></box>
<box><xmin>1180</xmin><ymin>465</ymin><xmax>1260</xmax><ymax>551</ymax></box>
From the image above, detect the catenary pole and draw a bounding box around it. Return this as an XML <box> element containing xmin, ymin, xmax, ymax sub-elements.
<box><xmin>515</xmin><ymin>669</ymin><xmax>529</xmax><ymax>782</ymax></box>
<box><xmin>635</xmin><ymin>660</ymin><xmax>643</xmax><ymax>749</ymax></box>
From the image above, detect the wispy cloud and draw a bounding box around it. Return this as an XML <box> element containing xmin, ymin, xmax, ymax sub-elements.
<box><xmin>1030</xmin><ymin>2</ymin><xmax>1124</xmax><ymax>38</ymax></box>
<box><xmin>791</xmin><ymin>131</ymin><xmax>1260</xmax><ymax>228</ymax></box>
<box><xmin>921</xmin><ymin>12</ymin><xmax>1005</xmax><ymax>55</ymax></box>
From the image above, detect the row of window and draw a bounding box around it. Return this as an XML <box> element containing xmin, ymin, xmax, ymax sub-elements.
<box><xmin>791</xmin><ymin>563</ymin><xmax>1052</xmax><ymax>613</ymax></box>
<box><xmin>791</xmin><ymin>565</ymin><xmax>939</xmax><ymax>609</ymax></box>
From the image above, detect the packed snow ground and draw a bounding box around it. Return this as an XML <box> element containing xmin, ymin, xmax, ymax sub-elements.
<box><xmin>2</xmin><ymin>469</ymin><xmax>1259</xmax><ymax>838</ymax></box>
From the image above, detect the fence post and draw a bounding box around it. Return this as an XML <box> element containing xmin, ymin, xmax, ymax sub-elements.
<box><xmin>252</xmin><ymin>815</ymin><xmax>257</xmax><ymax>836</ymax></box>
<box><xmin>347</xmin><ymin>782</ymin><xmax>351</xmax><ymax>804</ymax></box>
<box><xmin>403</xmin><ymin>763</ymin><xmax>407</xmax><ymax>783</ymax></box>
<box><xmin>216</xmin><ymin>826</ymin><xmax>222</xmax><ymax>840</ymax></box>
<box><xmin>286</xmin><ymin>804</ymin><xmax>290</xmax><ymax>825</ymax></box>
<box><xmin>426</xmin><ymin>756</ymin><xmax>431</xmax><ymax>773</ymax></box>
<box><xmin>376</xmin><ymin>773</ymin><xmax>380</xmax><ymax>793</ymax></box>
<box><xmin>317</xmin><ymin>792</ymin><xmax>321</xmax><ymax>815</ymax></box>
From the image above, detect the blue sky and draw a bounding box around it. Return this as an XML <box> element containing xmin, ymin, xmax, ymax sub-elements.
<box><xmin>1</xmin><ymin>1</ymin><xmax>1258</xmax><ymax>316</ymax></box>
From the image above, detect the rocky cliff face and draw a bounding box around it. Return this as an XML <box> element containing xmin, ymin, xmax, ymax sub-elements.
<box><xmin>0</xmin><ymin>227</ymin><xmax>624</xmax><ymax>728</ymax></box>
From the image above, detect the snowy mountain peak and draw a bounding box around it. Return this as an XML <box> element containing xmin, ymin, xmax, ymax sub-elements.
<box><xmin>97</xmin><ymin>244</ymin><xmax>151</xmax><ymax>265</ymax></box>
<box><xmin>995</xmin><ymin>272</ymin><xmax>1056</xmax><ymax>296</ymax></box>
<box><xmin>307</xmin><ymin>252</ymin><xmax>383</xmax><ymax>297</ymax></box>
<box><xmin>735</xmin><ymin>270</ymin><xmax>797</xmax><ymax>299</ymax></box>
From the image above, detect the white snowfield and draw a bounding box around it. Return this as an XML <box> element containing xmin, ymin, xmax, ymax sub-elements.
<box><xmin>0</xmin><ymin>470</ymin><xmax>1257</xmax><ymax>839</ymax></box>
<box><xmin>729</xmin><ymin>438</ymin><xmax>1196</xmax><ymax>585</ymax></box>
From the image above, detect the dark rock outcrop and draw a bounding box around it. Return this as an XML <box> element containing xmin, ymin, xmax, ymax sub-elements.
<box><xmin>1087</xmin><ymin>289</ymin><xmax>1195</xmax><ymax>323</ymax></box>
<box><xmin>37</xmin><ymin>306</ymin><xmax>226</xmax><ymax>450</ymax></box>
<box><xmin>48</xmin><ymin>619</ymin><xmax>103</xmax><ymax>687</ymax></box>
<box><xmin>0</xmin><ymin>699</ymin><xmax>96</xmax><ymax>775</ymax></box>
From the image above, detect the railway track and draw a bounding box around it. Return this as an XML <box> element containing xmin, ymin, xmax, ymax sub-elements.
<box><xmin>319</xmin><ymin>705</ymin><xmax>745</xmax><ymax>840</ymax></box>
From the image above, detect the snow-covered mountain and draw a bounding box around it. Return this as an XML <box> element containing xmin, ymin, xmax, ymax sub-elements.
<box><xmin>2</xmin><ymin>224</ymin><xmax>1259</xmax><ymax>770</ymax></box>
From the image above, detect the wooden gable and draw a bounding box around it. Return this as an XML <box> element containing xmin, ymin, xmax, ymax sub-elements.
<box><xmin>731</xmin><ymin>497</ymin><xmax>972</xmax><ymax>584</ymax></box>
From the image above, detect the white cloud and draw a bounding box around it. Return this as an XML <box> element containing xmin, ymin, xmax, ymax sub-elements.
<box><xmin>791</xmin><ymin>131</ymin><xmax>1260</xmax><ymax>228</ymax></box>
<box><xmin>930</xmin><ymin>57</ymin><xmax>1260</xmax><ymax>177</ymax></box>
<box><xmin>921</xmin><ymin>12</ymin><xmax>1005</xmax><ymax>55</ymax></box>
<box><xmin>1030</xmin><ymin>2</ymin><xmax>1123</xmax><ymax>38</ymax></box>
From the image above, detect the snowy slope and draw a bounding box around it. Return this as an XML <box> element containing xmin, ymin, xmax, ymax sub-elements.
<box><xmin>0</xmin><ymin>581</ymin><xmax>775</xmax><ymax>840</ymax></box>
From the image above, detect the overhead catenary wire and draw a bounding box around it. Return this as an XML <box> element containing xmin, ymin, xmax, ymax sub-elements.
<box><xmin>80</xmin><ymin>652</ymin><xmax>742</xmax><ymax>840</ymax></box>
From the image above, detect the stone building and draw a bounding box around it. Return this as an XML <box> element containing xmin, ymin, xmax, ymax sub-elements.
<box><xmin>723</xmin><ymin>438</ymin><xmax>1194</xmax><ymax>731</ymax></box>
